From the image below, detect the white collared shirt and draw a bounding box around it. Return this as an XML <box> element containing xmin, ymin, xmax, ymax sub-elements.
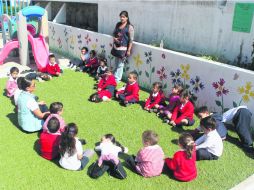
<box><xmin>222</xmin><ymin>106</ymin><xmax>248</xmax><ymax>123</ymax></box>
<box><xmin>195</xmin><ymin>129</ymin><xmax>223</xmax><ymax>157</ymax></box>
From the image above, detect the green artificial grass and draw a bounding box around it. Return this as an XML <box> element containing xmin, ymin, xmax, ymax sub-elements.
<box><xmin>0</xmin><ymin>70</ymin><xmax>254</xmax><ymax>190</ymax></box>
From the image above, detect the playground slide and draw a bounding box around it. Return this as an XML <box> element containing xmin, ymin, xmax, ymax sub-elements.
<box><xmin>28</xmin><ymin>34</ymin><xmax>49</xmax><ymax>71</ymax></box>
<box><xmin>0</xmin><ymin>40</ymin><xmax>19</xmax><ymax>64</ymax></box>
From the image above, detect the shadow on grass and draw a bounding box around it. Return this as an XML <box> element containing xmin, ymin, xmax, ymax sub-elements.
<box><xmin>33</xmin><ymin>139</ymin><xmax>62</xmax><ymax>168</ymax></box>
<box><xmin>6</xmin><ymin>112</ymin><xmax>22</xmax><ymax>132</ymax></box>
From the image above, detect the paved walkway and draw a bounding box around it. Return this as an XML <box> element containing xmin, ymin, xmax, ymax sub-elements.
<box><xmin>230</xmin><ymin>174</ymin><xmax>254</xmax><ymax>190</ymax></box>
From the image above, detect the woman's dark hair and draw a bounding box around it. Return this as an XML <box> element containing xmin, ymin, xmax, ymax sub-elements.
<box><xmin>59</xmin><ymin>123</ymin><xmax>78</xmax><ymax>156</ymax></box>
<box><xmin>119</xmin><ymin>11</ymin><xmax>130</xmax><ymax>25</ymax></box>
<box><xmin>20</xmin><ymin>77</ymin><xmax>33</xmax><ymax>91</ymax></box>
<box><xmin>153</xmin><ymin>82</ymin><xmax>162</xmax><ymax>90</ymax></box>
<box><xmin>116</xmin><ymin>10</ymin><xmax>131</xmax><ymax>28</ymax></box>
<box><xmin>10</xmin><ymin>67</ymin><xmax>19</xmax><ymax>74</ymax></box>
<box><xmin>178</xmin><ymin>133</ymin><xmax>195</xmax><ymax>159</ymax></box>
<box><xmin>47</xmin><ymin>117</ymin><xmax>60</xmax><ymax>133</ymax></box>
<box><xmin>200</xmin><ymin>116</ymin><xmax>216</xmax><ymax>130</ymax></box>
<box><xmin>49</xmin><ymin>102</ymin><xmax>63</xmax><ymax>114</ymax></box>
<box><xmin>104</xmin><ymin>134</ymin><xmax>125</xmax><ymax>152</ymax></box>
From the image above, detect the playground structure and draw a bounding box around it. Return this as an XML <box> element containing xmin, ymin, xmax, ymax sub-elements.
<box><xmin>0</xmin><ymin>5</ymin><xmax>49</xmax><ymax>71</ymax></box>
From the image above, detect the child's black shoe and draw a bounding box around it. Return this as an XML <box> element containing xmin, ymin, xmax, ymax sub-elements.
<box><xmin>79</xmin><ymin>139</ymin><xmax>87</xmax><ymax>145</ymax></box>
<box><xmin>163</xmin><ymin>118</ymin><xmax>170</xmax><ymax>124</ymax></box>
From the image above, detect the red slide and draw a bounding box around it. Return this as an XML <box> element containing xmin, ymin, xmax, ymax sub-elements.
<box><xmin>0</xmin><ymin>40</ymin><xmax>19</xmax><ymax>64</ymax></box>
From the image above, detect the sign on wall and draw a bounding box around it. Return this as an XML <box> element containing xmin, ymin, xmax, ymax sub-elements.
<box><xmin>232</xmin><ymin>3</ymin><xmax>254</xmax><ymax>33</ymax></box>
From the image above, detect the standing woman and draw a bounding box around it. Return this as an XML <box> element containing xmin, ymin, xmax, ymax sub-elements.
<box><xmin>111</xmin><ymin>11</ymin><xmax>134</xmax><ymax>83</ymax></box>
<box><xmin>17</xmin><ymin>77</ymin><xmax>49</xmax><ymax>132</ymax></box>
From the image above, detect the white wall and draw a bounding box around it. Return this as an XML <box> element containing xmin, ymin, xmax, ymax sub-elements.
<box><xmin>98</xmin><ymin>0</ymin><xmax>254</xmax><ymax>64</ymax></box>
<box><xmin>48</xmin><ymin>22</ymin><xmax>254</xmax><ymax>125</ymax></box>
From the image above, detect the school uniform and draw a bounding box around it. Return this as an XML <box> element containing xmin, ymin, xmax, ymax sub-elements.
<box><xmin>97</xmin><ymin>74</ymin><xmax>117</xmax><ymax>99</ymax></box>
<box><xmin>171</xmin><ymin>101</ymin><xmax>194</xmax><ymax>126</ymax></box>
<box><xmin>223</xmin><ymin>106</ymin><xmax>253</xmax><ymax>148</ymax></box>
<box><xmin>165</xmin><ymin>148</ymin><xmax>197</xmax><ymax>182</ymax></box>
<box><xmin>84</xmin><ymin>57</ymin><xmax>99</xmax><ymax>73</ymax></box>
<box><xmin>45</xmin><ymin>62</ymin><xmax>61</xmax><ymax>76</ymax></box>
<box><xmin>145</xmin><ymin>90</ymin><xmax>165</xmax><ymax>109</ymax></box>
<box><xmin>195</xmin><ymin>129</ymin><xmax>223</xmax><ymax>160</ymax></box>
<box><xmin>40</xmin><ymin>131</ymin><xmax>61</xmax><ymax>160</ymax></box>
<box><xmin>89</xmin><ymin>141</ymin><xmax>127</xmax><ymax>179</ymax></box>
<box><xmin>117</xmin><ymin>81</ymin><xmax>140</xmax><ymax>103</ymax></box>
<box><xmin>126</xmin><ymin>145</ymin><xmax>164</xmax><ymax>178</ymax></box>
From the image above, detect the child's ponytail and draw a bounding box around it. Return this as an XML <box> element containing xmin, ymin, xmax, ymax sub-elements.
<box><xmin>60</xmin><ymin>123</ymin><xmax>78</xmax><ymax>156</ymax></box>
<box><xmin>179</xmin><ymin>133</ymin><xmax>195</xmax><ymax>159</ymax></box>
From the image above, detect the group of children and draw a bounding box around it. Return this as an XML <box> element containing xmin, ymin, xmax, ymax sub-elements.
<box><xmin>4</xmin><ymin>46</ymin><xmax>254</xmax><ymax>182</ymax></box>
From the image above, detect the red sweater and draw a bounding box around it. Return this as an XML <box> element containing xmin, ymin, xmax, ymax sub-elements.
<box><xmin>145</xmin><ymin>91</ymin><xmax>165</xmax><ymax>109</ymax></box>
<box><xmin>97</xmin><ymin>74</ymin><xmax>117</xmax><ymax>90</ymax></box>
<box><xmin>40</xmin><ymin>132</ymin><xmax>61</xmax><ymax>160</ymax></box>
<box><xmin>45</xmin><ymin>63</ymin><xmax>60</xmax><ymax>75</ymax></box>
<box><xmin>165</xmin><ymin>148</ymin><xmax>197</xmax><ymax>182</ymax></box>
<box><xmin>171</xmin><ymin>101</ymin><xmax>194</xmax><ymax>125</ymax></box>
<box><xmin>117</xmin><ymin>82</ymin><xmax>140</xmax><ymax>101</ymax></box>
<box><xmin>86</xmin><ymin>57</ymin><xmax>99</xmax><ymax>68</ymax></box>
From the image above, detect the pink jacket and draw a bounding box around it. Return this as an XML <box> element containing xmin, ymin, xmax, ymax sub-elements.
<box><xmin>6</xmin><ymin>77</ymin><xmax>18</xmax><ymax>97</ymax></box>
<box><xmin>136</xmin><ymin>145</ymin><xmax>164</xmax><ymax>177</ymax></box>
<box><xmin>43</xmin><ymin>114</ymin><xmax>66</xmax><ymax>135</ymax></box>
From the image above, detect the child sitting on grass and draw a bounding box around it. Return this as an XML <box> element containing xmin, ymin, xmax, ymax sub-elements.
<box><xmin>83</xmin><ymin>50</ymin><xmax>99</xmax><ymax>74</ymax></box>
<box><xmin>144</xmin><ymin>82</ymin><xmax>165</xmax><ymax>113</ymax></box>
<box><xmin>164</xmin><ymin>133</ymin><xmax>197</xmax><ymax>182</ymax></box>
<box><xmin>59</xmin><ymin>123</ymin><xmax>94</xmax><ymax>171</ymax></box>
<box><xmin>45</xmin><ymin>54</ymin><xmax>62</xmax><ymax>78</ymax></box>
<box><xmin>125</xmin><ymin>130</ymin><xmax>164</xmax><ymax>178</ymax></box>
<box><xmin>6</xmin><ymin>67</ymin><xmax>19</xmax><ymax>98</ymax></box>
<box><xmin>43</xmin><ymin>102</ymin><xmax>65</xmax><ymax>134</ymax></box>
<box><xmin>195</xmin><ymin>116</ymin><xmax>223</xmax><ymax>161</ymax></box>
<box><xmin>165</xmin><ymin>90</ymin><xmax>195</xmax><ymax>127</ymax></box>
<box><xmin>40</xmin><ymin>117</ymin><xmax>61</xmax><ymax>160</ymax></box>
<box><xmin>90</xmin><ymin>69</ymin><xmax>117</xmax><ymax>102</ymax></box>
<box><xmin>95</xmin><ymin>58</ymin><xmax>108</xmax><ymax>80</ymax></box>
<box><xmin>116</xmin><ymin>71</ymin><xmax>140</xmax><ymax>106</ymax></box>
<box><xmin>89</xmin><ymin>134</ymin><xmax>128</xmax><ymax>179</ymax></box>
<box><xmin>68</xmin><ymin>47</ymin><xmax>89</xmax><ymax>71</ymax></box>
<box><xmin>158</xmin><ymin>84</ymin><xmax>183</xmax><ymax>118</ymax></box>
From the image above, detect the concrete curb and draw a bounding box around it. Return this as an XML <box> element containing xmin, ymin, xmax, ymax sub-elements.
<box><xmin>230</xmin><ymin>174</ymin><xmax>254</xmax><ymax>190</ymax></box>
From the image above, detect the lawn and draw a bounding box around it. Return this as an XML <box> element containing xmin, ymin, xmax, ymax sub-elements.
<box><xmin>0</xmin><ymin>70</ymin><xmax>253</xmax><ymax>190</ymax></box>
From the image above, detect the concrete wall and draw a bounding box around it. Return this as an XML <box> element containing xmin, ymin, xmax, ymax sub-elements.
<box><xmin>98</xmin><ymin>0</ymin><xmax>254</xmax><ymax>64</ymax></box>
<box><xmin>48</xmin><ymin>22</ymin><xmax>254</xmax><ymax>125</ymax></box>
<box><xmin>66</xmin><ymin>3</ymin><xmax>97</xmax><ymax>31</ymax></box>
<box><xmin>34</xmin><ymin>0</ymin><xmax>254</xmax><ymax>64</ymax></box>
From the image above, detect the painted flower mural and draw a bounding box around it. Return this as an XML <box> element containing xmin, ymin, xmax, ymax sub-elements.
<box><xmin>144</xmin><ymin>51</ymin><xmax>155</xmax><ymax>87</ymax></box>
<box><xmin>212</xmin><ymin>78</ymin><xmax>229</xmax><ymax>113</ymax></box>
<box><xmin>180</xmin><ymin>64</ymin><xmax>190</xmax><ymax>81</ymax></box>
<box><xmin>170</xmin><ymin>69</ymin><xmax>182</xmax><ymax>86</ymax></box>
<box><xmin>190</xmin><ymin>76</ymin><xmax>205</xmax><ymax>93</ymax></box>
<box><xmin>157</xmin><ymin>66</ymin><xmax>167</xmax><ymax>89</ymax></box>
<box><xmin>237</xmin><ymin>82</ymin><xmax>254</xmax><ymax>104</ymax></box>
<box><xmin>133</xmin><ymin>53</ymin><xmax>143</xmax><ymax>68</ymax></box>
